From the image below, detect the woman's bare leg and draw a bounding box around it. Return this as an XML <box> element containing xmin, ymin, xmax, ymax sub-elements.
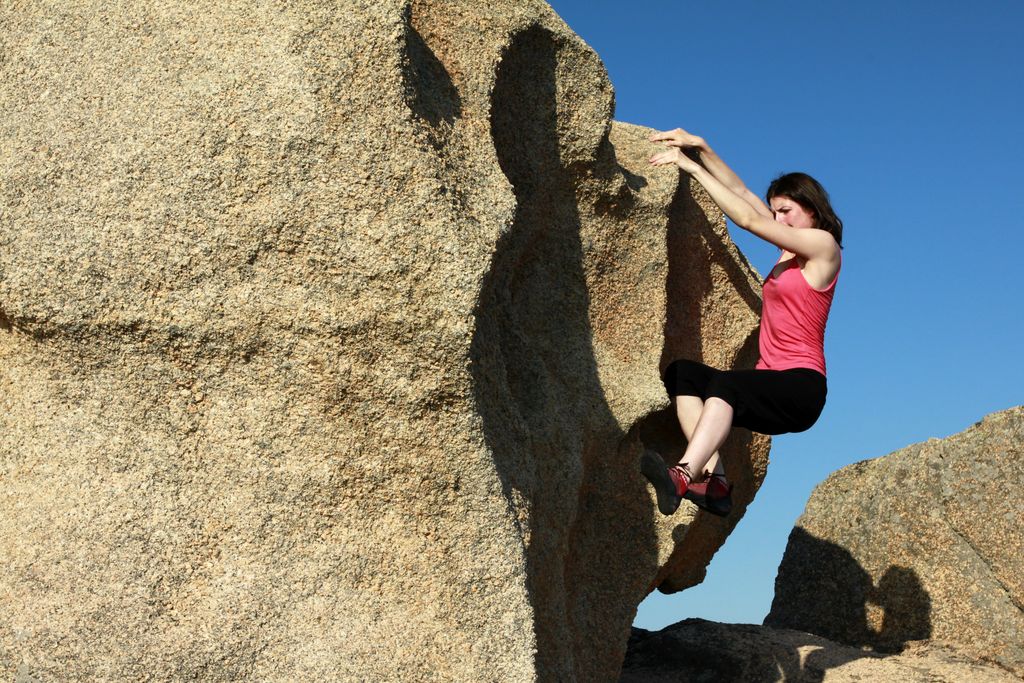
<box><xmin>674</xmin><ymin>396</ymin><xmax>727</xmax><ymax>478</ymax></box>
<box><xmin>675</xmin><ymin>397</ymin><xmax>733</xmax><ymax>479</ymax></box>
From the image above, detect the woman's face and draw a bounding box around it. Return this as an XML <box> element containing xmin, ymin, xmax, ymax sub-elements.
<box><xmin>770</xmin><ymin>196</ymin><xmax>816</xmax><ymax>229</ymax></box>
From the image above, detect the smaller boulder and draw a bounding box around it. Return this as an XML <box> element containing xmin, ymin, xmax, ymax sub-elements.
<box><xmin>766</xmin><ymin>407</ymin><xmax>1024</xmax><ymax>675</ymax></box>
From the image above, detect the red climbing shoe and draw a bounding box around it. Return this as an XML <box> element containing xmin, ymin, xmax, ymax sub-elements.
<box><xmin>640</xmin><ymin>449</ymin><xmax>690</xmax><ymax>516</ymax></box>
<box><xmin>682</xmin><ymin>473</ymin><xmax>733</xmax><ymax>517</ymax></box>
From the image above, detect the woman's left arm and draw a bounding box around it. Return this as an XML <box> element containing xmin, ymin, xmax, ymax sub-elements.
<box><xmin>650</xmin><ymin>147</ymin><xmax>835</xmax><ymax>260</ymax></box>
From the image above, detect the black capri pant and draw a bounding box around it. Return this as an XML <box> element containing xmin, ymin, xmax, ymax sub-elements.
<box><xmin>662</xmin><ymin>359</ymin><xmax>827</xmax><ymax>435</ymax></box>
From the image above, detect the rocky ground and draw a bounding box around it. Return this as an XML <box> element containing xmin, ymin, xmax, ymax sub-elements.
<box><xmin>621</xmin><ymin>619</ymin><xmax>1019</xmax><ymax>682</ymax></box>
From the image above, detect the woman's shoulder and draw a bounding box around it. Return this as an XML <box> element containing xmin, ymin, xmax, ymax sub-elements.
<box><xmin>799</xmin><ymin>247</ymin><xmax>841</xmax><ymax>290</ymax></box>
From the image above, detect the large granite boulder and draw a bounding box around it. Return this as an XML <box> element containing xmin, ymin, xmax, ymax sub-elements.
<box><xmin>620</xmin><ymin>619</ymin><xmax>1019</xmax><ymax>682</ymax></box>
<box><xmin>766</xmin><ymin>407</ymin><xmax>1024</xmax><ymax>675</ymax></box>
<box><xmin>0</xmin><ymin>1</ymin><xmax>768</xmax><ymax>680</ymax></box>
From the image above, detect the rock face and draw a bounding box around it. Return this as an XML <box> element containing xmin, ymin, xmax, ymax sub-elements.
<box><xmin>0</xmin><ymin>1</ymin><xmax>768</xmax><ymax>680</ymax></box>
<box><xmin>620</xmin><ymin>620</ymin><xmax>1019</xmax><ymax>682</ymax></box>
<box><xmin>766</xmin><ymin>407</ymin><xmax>1024</xmax><ymax>676</ymax></box>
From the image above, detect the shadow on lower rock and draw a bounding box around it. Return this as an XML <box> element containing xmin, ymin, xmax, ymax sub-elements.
<box><xmin>869</xmin><ymin>565</ymin><xmax>933</xmax><ymax>653</ymax></box>
<box><xmin>619</xmin><ymin>529</ymin><xmax>933</xmax><ymax>682</ymax></box>
<box><xmin>766</xmin><ymin>527</ymin><xmax>932</xmax><ymax>654</ymax></box>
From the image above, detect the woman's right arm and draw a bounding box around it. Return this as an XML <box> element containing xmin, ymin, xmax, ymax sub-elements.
<box><xmin>649</xmin><ymin>128</ymin><xmax>773</xmax><ymax>219</ymax></box>
<box><xmin>649</xmin><ymin>145</ymin><xmax>839</xmax><ymax>262</ymax></box>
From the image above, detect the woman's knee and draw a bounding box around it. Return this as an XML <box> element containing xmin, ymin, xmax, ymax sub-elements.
<box><xmin>663</xmin><ymin>358</ymin><xmax>711</xmax><ymax>397</ymax></box>
<box><xmin>664</xmin><ymin>358</ymin><xmax>702</xmax><ymax>380</ymax></box>
<box><xmin>705</xmin><ymin>374</ymin><xmax>736</xmax><ymax>403</ymax></box>
<box><xmin>703</xmin><ymin>395</ymin><xmax>735</xmax><ymax>417</ymax></box>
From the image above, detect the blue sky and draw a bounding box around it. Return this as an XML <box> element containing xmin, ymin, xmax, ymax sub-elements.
<box><xmin>546</xmin><ymin>0</ymin><xmax>1024</xmax><ymax>626</ymax></box>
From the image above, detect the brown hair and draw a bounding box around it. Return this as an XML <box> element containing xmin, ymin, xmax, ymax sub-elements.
<box><xmin>766</xmin><ymin>172</ymin><xmax>843</xmax><ymax>248</ymax></box>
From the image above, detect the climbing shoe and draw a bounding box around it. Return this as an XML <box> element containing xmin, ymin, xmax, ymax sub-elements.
<box><xmin>640</xmin><ymin>449</ymin><xmax>690</xmax><ymax>516</ymax></box>
<box><xmin>682</xmin><ymin>473</ymin><xmax>733</xmax><ymax>517</ymax></box>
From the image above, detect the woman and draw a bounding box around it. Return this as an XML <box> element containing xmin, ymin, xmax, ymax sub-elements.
<box><xmin>641</xmin><ymin>127</ymin><xmax>843</xmax><ymax>517</ymax></box>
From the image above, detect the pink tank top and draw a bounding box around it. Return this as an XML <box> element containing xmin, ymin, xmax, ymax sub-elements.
<box><xmin>755</xmin><ymin>254</ymin><xmax>839</xmax><ymax>376</ymax></box>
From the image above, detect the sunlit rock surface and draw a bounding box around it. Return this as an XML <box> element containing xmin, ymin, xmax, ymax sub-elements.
<box><xmin>0</xmin><ymin>1</ymin><xmax>768</xmax><ymax>679</ymax></box>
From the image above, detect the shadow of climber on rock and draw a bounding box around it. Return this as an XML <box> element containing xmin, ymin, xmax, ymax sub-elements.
<box><xmin>870</xmin><ymin>565</ymin><xmax>932</xmax><ymax>652</ymax></box>
<box><xmin>765</xmin><ymin>527</ymin><xmax>932</xmax><ymax>655</ymax></box>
